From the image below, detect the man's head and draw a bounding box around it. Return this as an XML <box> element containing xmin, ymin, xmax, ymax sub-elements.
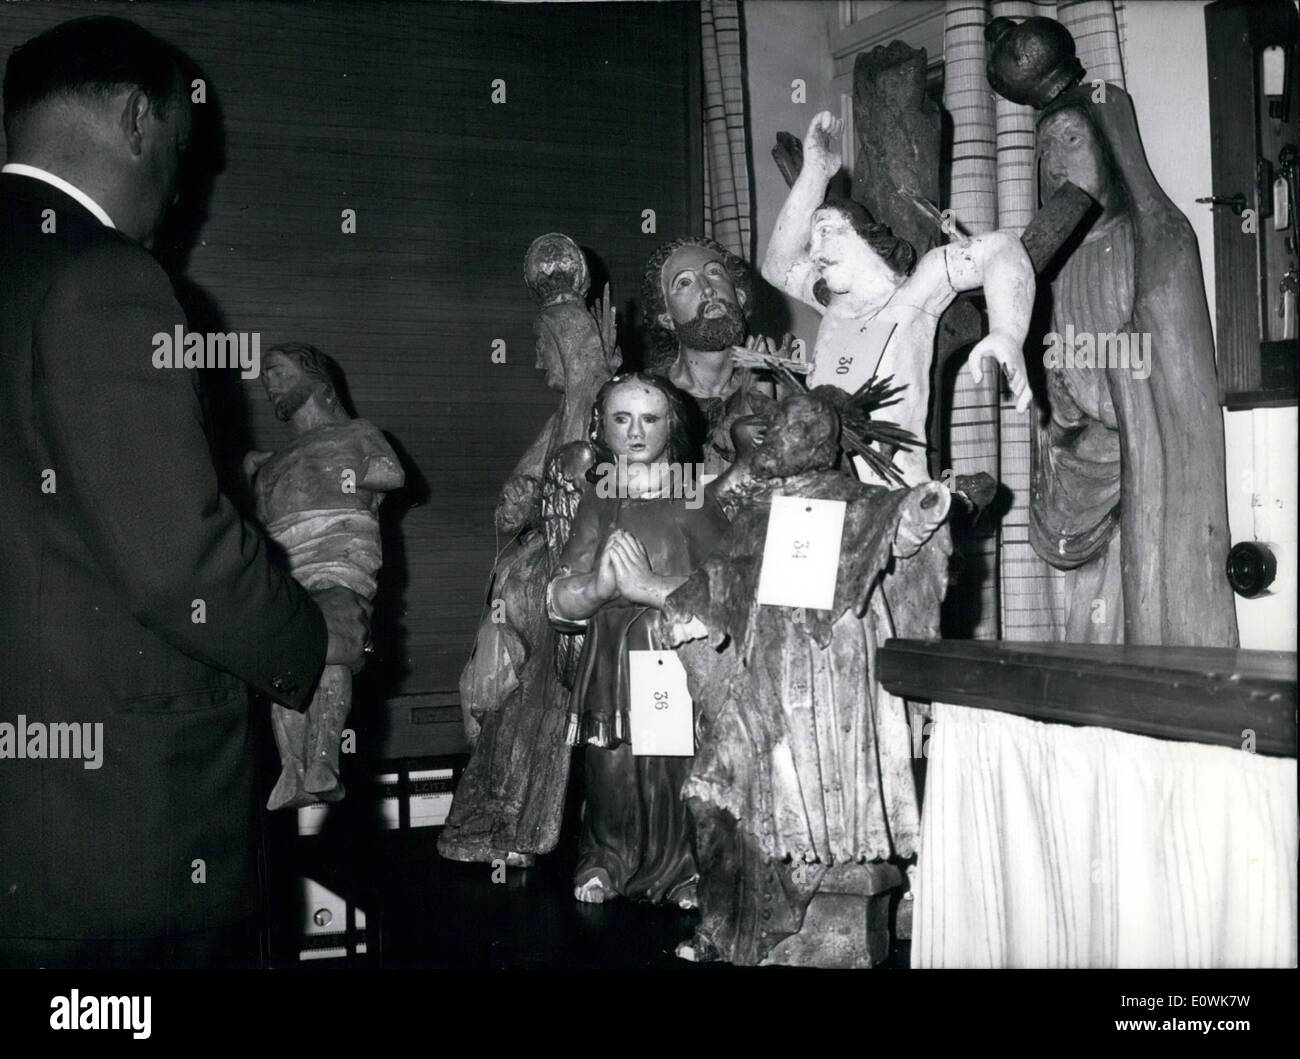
<box><xmin>642</xmin><ymin>236</ymin><xmax>752</xmax><ymax>371</ymax></box>
<box><xmin>809</xmin><ymin>198</ymin><xmax>915</xmax><ymax>303</ymax></box>
<box><xmin>3</xmin><ymin>17</ymin><xmax>190</xmax><ymax>245</ymax></box>
<box><xmin>263</xmin><ymin>343</ymin><xmax>336</xmax><ymax>423</ymax></box>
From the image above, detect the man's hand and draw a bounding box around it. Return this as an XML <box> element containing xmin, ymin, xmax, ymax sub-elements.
<box><xmin>312</xmin><ymin>585</ymin><xmax>373</xmax><ymax>674</ymax></box>
<box><xmin>967</xmin><ymin>330</ymin><xmax>1031</xmax><ymax>413</ymax></box>
<box><xmin>495</xmin><ymin>474</ymin><xmax>541</xmax><ymax>534</ymax></box>
<box><xmin>803</xmin><ymin>111</ymin><xmax>843</xmax><ymax>180</ymax></box>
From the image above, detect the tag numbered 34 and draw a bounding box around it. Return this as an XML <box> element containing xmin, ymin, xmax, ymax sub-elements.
<box><xmin>629</xmin><ymin>650</ymin><xmax>694</xmax><ymax>757</ymax></box>
<box><xmin>756</xmin><ymin>495</ymin><xmax>847</xmax><ymax>611</ymax></box>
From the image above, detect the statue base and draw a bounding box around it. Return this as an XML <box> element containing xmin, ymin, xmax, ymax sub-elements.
<box><xmin>761</xmin><ymin>861</ymin><xmax>903</xmax><ymax>969</ymax></box>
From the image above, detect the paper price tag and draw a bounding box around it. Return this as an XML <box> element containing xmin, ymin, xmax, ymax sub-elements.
<box><xmin>756</xmin><ymin>495</ymin><xmax>847</xmax><ymax>610</ymax></box>
<box><xmin>806</xmin><ymin>320</ymin><xmax>896</xmax><ymax>394</ymax></box>
<box><xmin>628</xmin><ymin>650</ymin><xmax>694</xmax><ymax>757</ymax></box>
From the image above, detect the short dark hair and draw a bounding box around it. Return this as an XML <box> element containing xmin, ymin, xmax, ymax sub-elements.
<box><xmin>585</xmin><ymin>371</ymin><xmax>703</xmax><ymax>479</ymax></box>
<box><xmin>3</xmin><ymin>17</ymin><xmax>183</xmax><ymax>137</ymax></box>
<box><xmin>641</xmin><ymin>236</ymin><xmax>753</xmax><ymax>374</ymax></box>
<box><xmin>818</xmin><ymin>196</ymin><xmax>917</xmax><ymax>277</ymax></box>
<box><xmin>267</xmin><ymin>342</ymin><xmax>335</xmax><ymax>391</ymax></box>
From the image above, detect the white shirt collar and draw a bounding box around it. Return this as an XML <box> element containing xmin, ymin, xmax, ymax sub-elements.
<box><xmin>2</xmin><ymin>163</ymin><xmax>116</xmax><ymax>229</ymax></box>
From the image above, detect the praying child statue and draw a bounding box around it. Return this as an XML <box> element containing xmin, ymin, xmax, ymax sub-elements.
<box><xmin>244</xmin><ymin>343</ymin><xmax>404</xmax><ymax>810</ymax></box>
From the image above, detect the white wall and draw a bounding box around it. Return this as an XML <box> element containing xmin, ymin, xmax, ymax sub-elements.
<box><xmin>744</xmin><ymin>0</ymin><xmax>839</xmax><ymax>348</ymax></box>
<box><xmin>1126</xmin><ymin>1</ymin><xmax>1297</xmax><ymax>650</ymax></box>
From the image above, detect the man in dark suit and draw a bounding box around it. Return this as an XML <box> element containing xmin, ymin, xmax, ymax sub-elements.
<box><xmin>0</xmin><ymin>17</ymin><xmax>372</xmax><ymax>968</ymax></box>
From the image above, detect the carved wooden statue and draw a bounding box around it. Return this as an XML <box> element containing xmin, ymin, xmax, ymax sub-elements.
<box><xmin>661</xmin><ymin>390</ymin><xmax>951</xmax><ymax>966</ymax></box>
<box><xmin>762</xmin><ymin>110</ymin><xmax>1035</xmax><ymax>487</ymax></box>
<box><xmin>439</xmin><ymin>234</ymin><xmax>620</xmax><ymax>867</ymax></box>
<box><xmin>245</xmin><ymin>343</ymin><xmax>404</xmax><ymax>810</ymax></box>
<box><xmin>985</xmin><ymin>16</ymin><xmax>1239</xmax><ymax>646</ymax></box>
<box><xmin>549</xmin><ymin>373</ymin><xmax>729</xmax><ymax>907</ymax></box>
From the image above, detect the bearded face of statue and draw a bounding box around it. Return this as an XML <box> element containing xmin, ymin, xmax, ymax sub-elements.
<box><xmin>658</xmin><ymin>244</ymin><xmax>747</xmax><ymax>352</ymax></box>
<box><xmin>262</xmin><ymin>352</ymin><xmax>319</xmax><ymax>422</ymax></box>
<box><xmin>1038</xmin><ymin>108</ymin><xmax>1117</xmax><ymax>215</ymax></box>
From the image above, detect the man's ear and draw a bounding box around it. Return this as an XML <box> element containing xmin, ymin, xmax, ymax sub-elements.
<box><xmin>120</xmin><ymin>88</ymin><xmax>152</xmax><ymax>157</ymax></box>
<box><xmin>737</xmin><ymin>288</ymin><xmax>748</xmax><ymax>310</ymax></box>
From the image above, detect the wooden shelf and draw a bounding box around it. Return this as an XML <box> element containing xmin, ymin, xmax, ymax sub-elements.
<box><xmin>879</xmin><ymin>639</ymin><xmax>1297</xmax><ymax>757</ymax></box>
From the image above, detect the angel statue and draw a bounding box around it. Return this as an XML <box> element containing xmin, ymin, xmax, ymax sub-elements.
<box><xmin>439</xmin><ymin>233</ymin><xmax>621</xmax><ymax>867</ymax></box>
<box><xmin>547</xmin><ymin>372</ymin><xmax>730</xmax><ymax>908</ymax></box>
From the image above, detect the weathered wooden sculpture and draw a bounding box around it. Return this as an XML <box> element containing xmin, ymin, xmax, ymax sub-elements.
<box><xmin>762</xmin><ymin>110</ymin><xmax>1036</xmax><ymax>486</ymax></box>
<box><xmin>245</xmin><ymin>343</ymin><xmax>404</xmax><ymax>810</ymax></box>
<box><xmin>549</xmin><ymin>373</ymin><xmax>729</xmax><ymax>906</ymax></box>
<box><xmin>439</xmin><ymin>234</ymin><xmax>620</xmax><ymax>866</ymax></box>
<box><xmin>660</xmin><ymin>390</ymin><xmax>951</xmax><ymax>966</ymax></box>
<box><xmin>985</xmin><ymin>16</ymin><xmax>1239</xmax><ymax>646</ymax></box>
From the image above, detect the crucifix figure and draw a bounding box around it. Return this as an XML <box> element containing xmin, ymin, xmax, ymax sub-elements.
<box><xmin>763</xmin><ymin>111</ymin><xmax>1035</xmax><ymax>487</ymax></box>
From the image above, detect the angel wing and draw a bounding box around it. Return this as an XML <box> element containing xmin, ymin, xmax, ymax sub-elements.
<box><xmin>542</xmin><ymin>441</ymin><xmax>594</xmax><ymax>566</ymax></box>
<box><xmin>542</xmin><ymin>441</ymin><xmax>596</xmax><ymax>687</ymax></box>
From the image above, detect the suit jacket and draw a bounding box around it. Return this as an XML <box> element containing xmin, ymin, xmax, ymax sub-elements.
<box><xmin>0</xmin><ymin>172</ymin><xmax>326</xmax><ymax>947</ymax></box>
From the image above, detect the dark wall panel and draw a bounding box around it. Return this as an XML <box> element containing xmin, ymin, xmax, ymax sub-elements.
<box><xmin>1</xmin><ymin>0</ymin><xmax>700</xmax><ymax>697</ymax></box>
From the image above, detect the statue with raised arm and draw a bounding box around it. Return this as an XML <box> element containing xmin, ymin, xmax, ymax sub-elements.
<box><xmin>439</xmin><ymin>234</ymin><xmax>621</xmax><ymax>867</ymax></box>
<box><xmin>244</xmin><ymin>343</ymin><xmax>404</xmax><ymax>810</ymax></box>
<box><xmin>761</xmin><ymin>110</ymin><xmax>1035</xmax><ymax>487</ymax></box>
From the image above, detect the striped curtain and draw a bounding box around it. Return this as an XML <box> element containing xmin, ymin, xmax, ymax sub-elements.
<box><xmin>700</xmin><ymin>0</ymin><xmax>753</xmax><ymax>260</ymax></box>
<box><xmin>942</xmin><ymin>0</ymin><xmax>1127</xmax><ymax>641</ymax></box>
<box><xmin>942</xmin><ymin>0</ymin><xmax>1002</xmax><ymax>641</ymax></box>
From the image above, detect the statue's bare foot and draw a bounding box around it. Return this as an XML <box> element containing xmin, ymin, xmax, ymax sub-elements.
<box><xmin>675</xmin><ymin>931</ymin><xmax>721</xmax><ymax>963</ymax></box>
<box><xmin>304</xmin><ymin>761</ymin><xmax>341</xmax><ymax>797</ymax></box>
<box><xmin>505</xmin><ymin>851</ymin><xmax>535</xmax><ymax>869</ymax></box>
<box><xmin>267</xmin><ymin>764</ymin><xmax>308</xmax><ymax>811</ymax></box>
<box><xmin>668</xmin><ymin>875</ymin><xmax>699</xmax><ymax>910</ymax></box>
<box><xmin>574</xmin><ymin>869</ymin><xmax>615</xmax><ymax>904</ymax></box>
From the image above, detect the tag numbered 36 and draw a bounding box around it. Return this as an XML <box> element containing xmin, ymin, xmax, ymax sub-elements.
<box><xmin>629</xmin><ymin>650</ymin><xmax>694</xmax><ymax>757</ymax></box>
<box><xmin>756</xmin><ymin>495</ymin><xmax>847</xmax><ymax>611</ymax></box>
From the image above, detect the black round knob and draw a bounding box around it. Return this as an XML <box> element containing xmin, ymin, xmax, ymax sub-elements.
<box><xmin>1226</xmin><ymin>541</ymin><xmax>1277</xmax><ymax>598</ymax></box>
